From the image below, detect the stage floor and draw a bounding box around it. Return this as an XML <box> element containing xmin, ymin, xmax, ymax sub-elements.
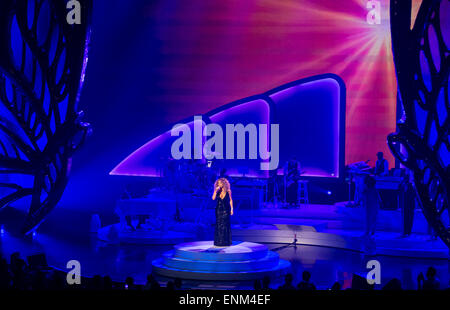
<box><xmin>98</xmin><ymin>203</ymin><xmax>450</xmax><ymax>259</ymax></box>
<box><xmin>1</xmin><ymin>230</ymin><xmax>449</xmax><ymax>290</ymax></box>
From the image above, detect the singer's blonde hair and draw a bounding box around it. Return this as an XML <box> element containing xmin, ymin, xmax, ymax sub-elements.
<box><xmin>214</xmin><ymin>178</ymin><xmax>231</xmax><ymax>193</ymax></box>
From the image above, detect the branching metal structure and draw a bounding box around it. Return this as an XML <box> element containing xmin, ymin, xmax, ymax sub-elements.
<box><xmin>389</xmin><ymin>0</ymin><xmax>450</xmax><ymax>248</ymax></box>
<box><xmin>0</xmin><ymin>0</ymin><xmax>92</xmax><ymax>234</ymax></box>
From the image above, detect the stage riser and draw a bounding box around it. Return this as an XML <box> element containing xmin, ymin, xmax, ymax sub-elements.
<box><xmin>152</xmin><ymin>259</ymin><xmax>291</xmax><ymax>281</ymax></box>
<box><xmin>162</xmin><ymin>251</ymin><xmax>279</xmax><ymax>272</ymax></box>
<box><xmin>152</xmin><ymin>241</ymin><xmax>291</xmax><ymax>281</ymax></box>
<box><xmin>173</xmin><ymin>250</ymin><xmax>268</xmax><ymax>262</ymax></box>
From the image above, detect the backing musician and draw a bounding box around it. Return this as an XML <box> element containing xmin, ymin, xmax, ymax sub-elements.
<box><xmin>374</xmin><ymin>152</ymin><xmax>389</xmax><ymax>176</ymax></box>
<box><xmin>284</xmin><ymin>157</ymin><xmax>301</xmax><ymax>206</ymax></box>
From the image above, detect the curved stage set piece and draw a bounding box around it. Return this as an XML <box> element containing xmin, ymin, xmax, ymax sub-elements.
<box><xmin>111</xmin><ymin>73</ymin><xmax>345</xmax><ymax>179</ymax></box>
<box><xmin>152</xmin><ymin>241</ymin><xmax>290</xmax><ymax>281</ymax></box>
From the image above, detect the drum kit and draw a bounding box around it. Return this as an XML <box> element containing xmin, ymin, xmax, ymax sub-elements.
<box><xmin>158</xmin><ymin>155</ymin><xmax>309</xmax><ymax>209</ymax></box>
<box><xmin>159</xmin><ymin>154</ymin><xmax>224</xmax><ymax>194</ymax></box>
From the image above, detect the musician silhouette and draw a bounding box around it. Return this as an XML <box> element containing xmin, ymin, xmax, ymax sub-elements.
<box><xmin>284</xmin><ymin>158</ymin><xmax>301</xmax><ymax>206</ymax></box>
<box><xmin>374</xmin><ymin>152</ymin><xmax>389</xmax><ymax>176</ymax></box>
<box><xmin>362</xmin><ymin>175</ymin><xmax>380</xmax><ymax>236</ymax></box>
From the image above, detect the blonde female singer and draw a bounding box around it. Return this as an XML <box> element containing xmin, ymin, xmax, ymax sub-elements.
<box><xmin>212</xmin><ymin>178</ymin><xmax>234</xmax><ymax>246</ymax></box>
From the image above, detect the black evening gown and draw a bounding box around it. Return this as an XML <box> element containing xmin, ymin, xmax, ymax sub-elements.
<box><xmin>214</xmin><ymin>192</ymin><xmax>232</xmax><ymax>246</ymax></box>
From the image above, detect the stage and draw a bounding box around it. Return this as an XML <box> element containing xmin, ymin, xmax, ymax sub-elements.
<box><xmin>1</xmin><ymin>213</ymin><xmax>449</xmax><ymax>290</ymax></box>
<box><xmin>1</xmin><ymin>199</ymin><xmax>448</xmax><ymax>290</ymax></box>
<box><xmin>0</xmin><ymin>0</ymin><xmax>448</xmax><ymax>295</ymax></box>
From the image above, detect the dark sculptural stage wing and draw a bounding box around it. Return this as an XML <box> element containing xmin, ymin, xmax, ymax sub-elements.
<box><xmin>0</xmin><ymin>0</ymin><xmax>92</xmax><ymax>234</ymax></box>
<box><xmin>388</xmin><ymin>0</ymin><xmax>450</xmax><ymax>248</ymax></box>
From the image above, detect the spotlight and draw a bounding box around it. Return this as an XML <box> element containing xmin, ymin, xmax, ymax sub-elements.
<box><xmin>0</xmin><ymin>225</ymin><xmax>4</xmax><ymax>235</ymax></box>
<box><xmin>327</xmin><ymin>191</ymin><xmax>332</xmax><ymax>195</ymax></box>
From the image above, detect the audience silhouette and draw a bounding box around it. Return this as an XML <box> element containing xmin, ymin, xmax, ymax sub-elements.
<box><xmin>174</xmin><ymin>278</ymin><xmax>182</xmax><ymax>290</ymax></box>
<box><xmin>330</xmin><ymin>282</ymin><xmax>341</xmax><ymax>291</ymax></box>
<box><xmin>0</xmin><ymin>251</ymin><xmax>447</xmax><ymax>291</ymax></box>
<box><xmin>253</xmin><ymin>279</ymin><xmax>262</xmax><ymax>290</ymax></box>
<box><xmin>277</xmin><ymin>273</ymin><xmax>296</xmax><ymax>290</ymax></box>
<box><xmin>382</xmin><ymin>278</ymin><xmax>402</xmax><ymax>290</ymax></box>
<box><xmin>262</xmin><ymin>275</ymin><xmax>272</xmax><ymax>290</ymax></box>
<box><xmin>418</xmin><ymin>266</ymin><xmax>440</xmax><ymax>290</ymax></box>
<box><xmin>297</xmin><ymin>271</ymin><xmax>316</xmax><ymax>290</ymax></box>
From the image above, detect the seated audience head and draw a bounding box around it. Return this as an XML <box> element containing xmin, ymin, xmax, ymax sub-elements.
<box><xmin>103</xmin><ymin>275</ymin><xmax>113</xmax><ymax>290</ymax></box>
<box><xmin>302</xmin><ymin>271</ymin><xmax>311</xmax><ymax>282</ymax></box>
<box><xmin>330</xmin><ymin>282</ymin><xmax>341</xmax><ymax>291</ymax></box>
<box><xmin>92</xmin><ymin>274</ymin><xmax>103</xmax><ymax>289</ymax></box>
<box><xmin>125</xmin><ymin>276</ymin><xmax>134</xmax><ymax>289</ymax></box>
<box><xmin>285</xmin><ymin>273</ymin><xmax>293</xmax><ymax>285</ymax></box>
<box><xmin>253</xmin><ymin>279</ymin><xmax>262</xmax><ymax>290</ymax></box>
<box><xmin>174</xmin><ymin>278</ymin><xmax>182</xmax><ymax>289</ymax></box>
<box><xmin>147</xmin><ymin>274</ymin><xmax>154</xmax><ymax>283</ymax></box>
<box><xmin>166</xmin><ymin>281</ymin><xmax>175</xmax><ymax>290</ymax></box>
<box><xmin>262</xmin><ymin>276</ymin><xmax>271</xmax><ymax>289</ymax></box>
<box><xmin>382</xmin><ymin>278</ymin><xmax>402</xmax><ymax>290</ymax></box>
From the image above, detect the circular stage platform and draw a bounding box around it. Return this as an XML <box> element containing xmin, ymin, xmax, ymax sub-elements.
<box><xmin>152</xmin><ymin>241</ymin><xmax>291</xmax><ymax>280</ymax></box>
